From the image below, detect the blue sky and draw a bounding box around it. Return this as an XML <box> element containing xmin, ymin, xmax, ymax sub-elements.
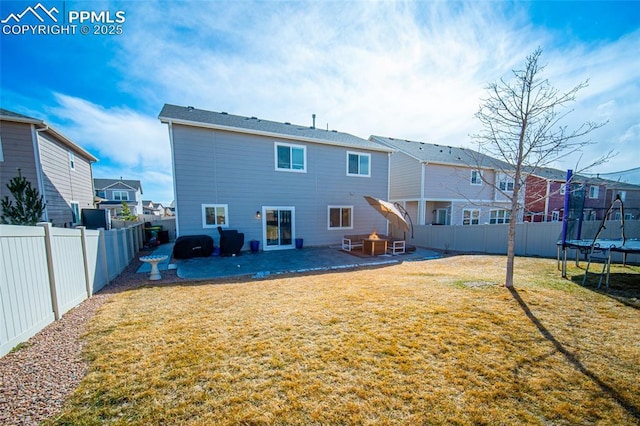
<box><xmin>1</xmin><ymin>0</ymin><xmax>639</xmax><ymax>203</ymax></box>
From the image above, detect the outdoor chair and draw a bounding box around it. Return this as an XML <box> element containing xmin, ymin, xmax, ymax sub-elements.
<box><xmin>388</xmin><ymin>239</ymin><xmax>406</xmax><ymax>255</ymax></box>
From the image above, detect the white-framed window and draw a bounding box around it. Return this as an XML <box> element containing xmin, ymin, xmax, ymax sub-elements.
<box><xmin>588</xmin><ymin>185</ymin><xmax>599</xmax><ymax>199</ymax></box>
<box><xmin>551</xmin><ymin>211</ymin><xmax>560</xmax><ymax>222</ymax></box>
<box><xmin>113</xmin><ymin>190</ymin><xmax>129</xmax><ymax>201</ymax></box>
<box><xmin>346</xmin><ymin>151</ymin><xmax>370</xmax><ymax>177</ymax></box>
<box><xmin>498</xmin><ymin>175</ymin><xmax>514</xmax><ymax>192</ymax></box>
<box><xmin>617</xmin><ymin>191</ymin><xmax>626</xmax><ymax>202</ymax></box>
<box><xmin>328</xmin><ymin>206</ymin><xmax>353</xmax><ymax>230</ymax></box>
<box><xmin>0</xmin><ymin>135</ymin><xmax>4</xmax><ymax>162</ymax></box>
<box><xmin>470</xmin><ymin>170</ymin><xmax>482</xmax><ymax>185</ymax></box>
<box><xmin>70</xmin><ymin>201</ymin><xmax>80</xmax><ymax>225</ymax></box>
<box><xmin>68</xmin><ymin>152</ymin><xmax>75</xmax><ymax>170</ymax></box>
<box><xmin>202</xmin><ymin>204</ymin><xmax>228</xmax><ymax>228</ymax></box>
<box><xmin>462</xmin><ymin>209</ymin><xmax>480</xmax><ymax>225</ymax></box>
<box><xmin>489</xmin><ymin>209</ymin><xmax>510</xmax><ymax>224</ymax></box>
<box><xmin>560</xmin><ymin>184</ymin><xmax>566</xmax><ymax>196</ymax></box>
<box><xmin>275</xmin><ymin>142</ymin><xmax>306</xmax><ymax>172</ymax></box>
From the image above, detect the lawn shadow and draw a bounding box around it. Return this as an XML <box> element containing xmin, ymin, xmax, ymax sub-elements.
<box><xmin>509</xmin><ymin>287</ymin><xmax>640</xmax><ymax>421</ymax></box>
<box><xmin>568</xmin><ymin>269</ymin><xmax>640</xmax><ymax>309</ymax></box>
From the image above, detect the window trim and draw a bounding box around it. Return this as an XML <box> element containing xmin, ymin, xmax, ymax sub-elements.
<box><xmin>588</xmin><ymin>185</ymin><xmax>599</xmax><ymax>199</ymax></box>
<box><xmin>68</xmin><ymin>151</ymin><xmax>75</xmax><ymax>170</ymax></box>
<box><xmin>275</xmin><ymin>142</ymin><xmax>307</xmax><ymax>173</ymax></box>
<box><xmin>112</xmin><ymin>190</ymin><xmax>129</xmax><ymax>201</ymax></box>
<box><xmin>462</xmin><ymin>208</ymin><xmax>480</xmax><ymax>225</ymax></box>
<box><xmin>327</xmin><ymin>205</ymin><xmax>354</xmax><ymax>230</ymax></box>
<box><xmin>497</xmin><ymin>174</ymin><xmax>514</xmax><ymax>192</ymax></box>
<box><xmin>470</xmin><ymin>170</ymin><xmax>483</xmax><ymax>186</ymax></box>
<box><xmin>202</xmin><ymin>203</ymin><xmax>229</xmax><ymax>229</ymax></box>
<box><xmin>551</xmin><ymin>211</ymin><xmax>560</xmax><ymax>222</ymax></box>
<box><xmin>70</xmin><ymin>201</ymin><xmax>80</xmax><ymax>225</ymax></box>
<box><xmin>346</xmin><ymin>151</ymin><xmax>371</xmax><ymax>177</ymax></box>
<box><xmin>0</xmin><ymin>135</ymin><xmax>4</xmax><ymax>162</ymax></box>
<box><xmin>489</xmin><ymin>209</ymin><xmax>510</xmax><ymax>224</ymax></box>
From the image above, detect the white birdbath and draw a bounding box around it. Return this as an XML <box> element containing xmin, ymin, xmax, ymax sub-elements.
<box><xmin>139</xmin><ymin>255</ymin><xmax>168</xmax><ymax>280</ymax></box>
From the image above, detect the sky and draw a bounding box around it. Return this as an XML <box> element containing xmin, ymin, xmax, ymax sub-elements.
<box><xmin>1</xmin><ymin>0</ymin><xmax>639</xmax><ymax>204</ymax></box>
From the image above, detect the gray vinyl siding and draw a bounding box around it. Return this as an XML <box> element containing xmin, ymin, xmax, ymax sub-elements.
<box><xmin>172</xmin><ymin>124</ymin><xmax>390</xmax><ymax>246</ymax></box>
<box><xmin>424</xmin><ymin>164</ymin><xmax>495</xmax><ymax>201</ymax></box>
<box><xmin>389</xmin><ymin>152</ymin><xmax>422</xmax><ymax>199</ymax></box>
<box><xmin>37</xmin><ymin>132</ymin><xmax>95</xmax><ymax>227</ymax></box>
<box><xmin>0</xmin><ymin>122</ymin><xmax>40</xmax><ymax>205</ymax></box>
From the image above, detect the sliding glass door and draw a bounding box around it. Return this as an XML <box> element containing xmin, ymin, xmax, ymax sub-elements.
<box><xmin>263</xmin><ymin>207</ymin><xmax>295</xmax><ymax>250</ymax></box>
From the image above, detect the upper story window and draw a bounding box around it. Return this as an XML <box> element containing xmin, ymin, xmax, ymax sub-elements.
<box><xmin>470</xmin><ymin>170</ymin><xmax>482</xmax><ymax>185</ymax></box>
<box><xmin>0</xmin><ymin>135</ymin><xmax>4</xmax><ymax>162</ymax></box>
<box><xmin>498</xmin><ymin>175</ymin><xmax>514</xmax><ymax>192</ymax></box>
<box><xmin>588</xmin><ymin>185</ymin><xmax>599</xmax><ymax>199</ymax></box>
<box><xmin>346</xmin><ymin>152</ymin><xmax>370</xmax><ymax>177</ymax></box>
<box><xmin>616</xmin><ymin>191</ymin><xmax>626</xmax><ymax>202</ymax></box>
<box><xmin>202</xmin><ymin>204</ymin><xmax>228</xmax><ymax>228</ymax></box>
<box><xmin>68</xmin><ymin>152</ymin><xmax>75</xmax><ymax>170</ymax></box>
<box><xmin>560</xmin><ymin>184</ymin><xmax>566</xmax><ymax>196</ymax></box>
<box><xmin>275</xmin><ymin>142</ymin><xmax>306</xmax><ymax>172</ymax></box>
<box><xmin>113</xmin><ymin>190</ymin><xmax>129</xmax><ymax>201</ymax></box>
<box><xmin>328</xmin><ymin>206</ymin><xmax>353</xmax><ymax>230</ymax></box>
<box><xmin>462</xmin><ymin>209</ymin><xmax>480</xmax><ymax>225</ymax></box>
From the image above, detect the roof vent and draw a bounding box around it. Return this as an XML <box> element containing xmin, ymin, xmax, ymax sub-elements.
<box><xmin>284</xmin><ymin>122</ymin><xmax>291</xmax><ymax>125</ymax></box>
<box><xmin>389</xmin><ymin>137</ymin><xmax>395</xmax><ymax>140</ymax></box>
<box><xmin>187</xmin><ymin>106</ymin><xmax>194</xmax><ymax>111</ymax></box>
<box><xmin>331</xmin><ymin>130</ymin><xmax>337</xmax><ymax>133</ymax></box>
<box><xmin>251</xmin><ymin>116</ymin><xmax>257</xmax><ymax>120</ymax></box>
<box><xmin>221</xmin><ymin>111</ymin><xmax>228</xmax><ymax>115</ymax></box>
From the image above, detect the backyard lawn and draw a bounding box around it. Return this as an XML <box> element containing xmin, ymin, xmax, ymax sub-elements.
<box><xmin>47</xmin><ymin>255</ymin><xmax>639</xmax><ymax>425</ymax></box>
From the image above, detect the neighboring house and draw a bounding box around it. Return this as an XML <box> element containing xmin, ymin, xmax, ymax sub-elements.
<box><xmin>93</xmin><ymin>178</ymin><xmax>143</xmax><ymax>218</ymax></box>
<box><xmin>369</xmin><ymin>136</ymin><xmax>518</xmax><ymax>226</ymax></box>
<box><xmin>523</xmin><ymin>167</ymin><xmax>569</xmax><ymax>222</ymax></box>
<box><xmin>142</xmin><ymin>200</ymin><xmax>165</xmax><ymax>216</ymax></box>
<box><xmin>0</xmin><ymin>108</ymin><xmax>98</xmax><ymax>227</ymax></box>
<box><xmin>159</xmin><ymin>104</ymin><xmax>394</xmax><ymax>250</ymax></box>
<box><xmin>523</xmin><ymin>168</ymin><xmax>638</xmax><ymax>222</ymax></box>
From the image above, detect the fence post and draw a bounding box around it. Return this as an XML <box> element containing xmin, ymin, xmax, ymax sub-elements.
<box><xmin>99</xmin><ymin>228</ymin><xmax>110</xmax><ymax>286</ymax></box>
<box><xmin>120</xmin><ymin>228</ymin><xmax>129</xmax><ymax>270</ymax></box>
<box><xmin>78</xmin><ymin>226</ymin><xmax>92</xmax><ymax>298</ymax></box>
<box><xmin>38</xmin><ymin>222</ymin><xmax>60</xmax><ymax>321</ymax></box>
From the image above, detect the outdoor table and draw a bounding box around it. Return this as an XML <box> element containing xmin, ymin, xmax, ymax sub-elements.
<box><xmin>139</xmin><ymin>255</ymin><xmax>168</xmax><ymax>280</ymax></box>
<box><xmin>363</xmin><ymin>238</ymin><xmax>388</xmax><ymax>256</ymax></box>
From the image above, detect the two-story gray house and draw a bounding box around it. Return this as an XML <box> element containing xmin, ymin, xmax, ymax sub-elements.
<box><xmin>0</xmin><ymin>108</ymin><xmax>97</xmax><ymax>227</ymax></box>
<box><xmin>159</xmin><ymin>104</ymin><xmax>394</xmax><ymax>250</ymax></box>
<box><xmin>93</xmin><ymin>178</ymin><xmax>143</xmax><ymax>218</ymax></box>
<box><xmin>370</xmin><ymin>136</ymin><xmax>519</xmax><ymax>226</ymax></box>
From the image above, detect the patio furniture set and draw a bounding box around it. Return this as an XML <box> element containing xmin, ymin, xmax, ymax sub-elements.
<box><xmin>341</xmin><ymin>233</ymin><xmax>406</xmax><ymax>256</ymax></box>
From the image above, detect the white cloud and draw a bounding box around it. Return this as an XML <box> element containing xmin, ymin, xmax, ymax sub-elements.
<box><xmin>47</xmin><ymin>93</ymin><xmax>174</xmax><ymax>203</ymax></box>
<box><xmin>40</xmin><ymin>1</ymin><xmax>639</xmax><ymax>200</ymax></box>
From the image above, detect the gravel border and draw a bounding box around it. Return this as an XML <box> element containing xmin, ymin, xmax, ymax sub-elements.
<box><xmin>0</xmin><ymin>250</ymin><xmax>184</xmax><ymax>425</ymax></box>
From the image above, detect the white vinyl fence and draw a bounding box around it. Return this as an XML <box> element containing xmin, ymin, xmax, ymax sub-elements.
<box><xmin>0</xmin><ymin>222</ymin><xmax>144</xmax><ymax>358</ymax></box>
<box><xmin>410</xmin><ymin>220</ymin><xmax>640</xmax><ymax>264</ymax></box>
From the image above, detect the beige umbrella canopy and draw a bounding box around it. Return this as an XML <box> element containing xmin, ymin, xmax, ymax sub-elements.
<box><xmin>364</xmin><ymin>196</ymin><xmax>409</xmax><ymax>232</ymax></box>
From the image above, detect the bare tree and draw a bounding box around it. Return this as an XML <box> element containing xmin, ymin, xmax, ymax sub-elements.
<box><xmin>472</xmin><ymin>48</ymin><xmax>610</xmax><ymax>288</ymax></box>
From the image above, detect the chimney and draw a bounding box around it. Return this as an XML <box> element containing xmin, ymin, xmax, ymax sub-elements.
<box><xmin>312</xmin><ymin>113</ymin><xmax>316</xmax><ymax>129</ymax></box>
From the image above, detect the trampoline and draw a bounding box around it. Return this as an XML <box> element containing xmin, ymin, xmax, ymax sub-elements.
<box><xmin>557</xmin><ymin>170</ymin><xmax>638</xmax><ymax>288</ymax></box>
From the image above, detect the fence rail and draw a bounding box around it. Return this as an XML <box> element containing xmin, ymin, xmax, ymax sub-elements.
<box><xmin>0</xmin><ymin>222</ymin><xmax>144</xmax><ymax>358</ymax></box>
<box><xmin>410</xmin><ymin>220</ymin><xmax>640</xmax><ymax>264</ymax></box>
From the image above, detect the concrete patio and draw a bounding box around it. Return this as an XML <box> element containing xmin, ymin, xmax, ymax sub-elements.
<box><xmin>137</xmin><ymin>243</ymin><xmax>442</xmax><ymax>281</ymax></box>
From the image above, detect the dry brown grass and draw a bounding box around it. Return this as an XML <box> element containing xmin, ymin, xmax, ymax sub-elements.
<box><xmin>48</xmin><ymin>255</ymin><xmax>640</xmax><ymax>425</ymax></box>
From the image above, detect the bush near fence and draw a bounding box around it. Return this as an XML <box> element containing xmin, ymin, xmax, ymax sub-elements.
<box><xmin>0</xmin><ymin>222</ymin><xmax>144</xmax><ymax>358</ymax></box>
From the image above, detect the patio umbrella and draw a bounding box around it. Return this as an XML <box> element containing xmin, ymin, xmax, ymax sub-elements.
<box><xmin>364</xmin><ymin>196</ymin><xmax>410</xmax><ymax>232</ymax></box>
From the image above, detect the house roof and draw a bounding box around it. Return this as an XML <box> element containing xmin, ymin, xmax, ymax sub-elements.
<box><xmin>158</xmin><ymin>104</ymin><xmax>393</xmax><ymax>153</ymax></box>
<box><xmin>370</xmin><ymin>135</ymin><xmax>508</xmax><ymax>170</ymax></box>
<box><xmin>94</xmin><ymin>178</ymin><xmax>143</xmax><ymax>192</ymax></box>
<box><xmin>0</xmin><ymin>108</ymin><xmax>98</xmax><ymax>162</ymax></box>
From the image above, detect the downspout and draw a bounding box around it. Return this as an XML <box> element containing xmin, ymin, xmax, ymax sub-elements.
<box><xmin>167</xmin><ymin>121</ymin><xmax>180</xmax><ymax>237</ymax></box>
<box><xmin>420</xmin><ymin>162</ymin><xmax>426</xmax><ymax>225</ymax></box>
<box><xmin>544</xmin><ymin>180</ymin><xmax>550</xmax><ymax>222</ymax></box>
<box><xmin>387</xmin><ymin>152</ymin><xmax>391</xmax><ymax>236</ymax></box>
<box><xmin>32</xmin><ymin>124</ymin><xmax>49</xmax><ymax>222</ymax></box>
